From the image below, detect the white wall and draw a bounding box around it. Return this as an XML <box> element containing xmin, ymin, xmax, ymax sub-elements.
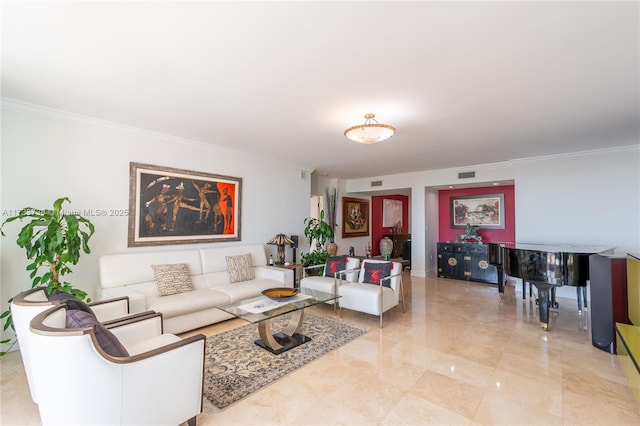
<box><xmin>1</xmin><ymin>102</ymin><xmax>313</xmax><ymax>348</ymax></box>
<box><xmin>424</xmin><ymin>187</ymin><xmax>440</xmax><ymax>274</ymax></box>
<box><xmin>346</xmin><ymin>146</ymin><xmax>640</xmax><ymax>279</ymax></box>
<box><xmin>310</xmin><ymin>176</ymin><xmax>372</xmax><ymax>259</ymax></box>
<box><xmin>513</xmin><ymin>149</ymin><xmax>640</xmax><ymax>247</ymax></box>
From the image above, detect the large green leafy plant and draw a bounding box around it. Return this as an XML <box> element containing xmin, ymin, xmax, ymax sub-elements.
<box><xmin>301</xmin><ymin>209</ymin><xmax>333</xmax><ymax>267</ymax></box>
<box><xmin>0</xmin><ymin>197</ymin><xmax>95</xmax><ymax>355</ymax></box>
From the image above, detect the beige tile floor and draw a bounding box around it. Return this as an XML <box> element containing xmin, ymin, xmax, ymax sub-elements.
<box><xmin>2</xmin><ymin>274</ymin><xmax>640</xmax><ymax>425</ymax></box>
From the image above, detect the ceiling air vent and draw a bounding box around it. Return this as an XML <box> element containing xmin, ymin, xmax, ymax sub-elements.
<box><xmin>458</xmin><ymin>171</ymin><xmax>476</xmax><ymax>179</ymax></box>
<box><xmin>371</xmin><ymin>180</ymin><xmax>383</xmax><ymax>187</ymax></box>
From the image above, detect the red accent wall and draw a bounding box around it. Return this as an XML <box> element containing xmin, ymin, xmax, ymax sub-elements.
<box><xmin>438</xmin><ymin>186</ymin><xmax>515</xmax><ymax>244</ymax></box>
<box><xmin>371</xmin><ymin>195</ymin><xmax>409</xmax><ymax>256</ymax></box>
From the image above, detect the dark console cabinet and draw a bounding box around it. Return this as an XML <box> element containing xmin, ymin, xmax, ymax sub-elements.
<box><xmin>589</xmin><ymin>254</ymin><xmax>629</xmax><ymax>354</ymax></box>
<box><xmin>383</xmin><ymin>234</ymin><xmax>411</xmax><ymax>259</ymax></box>
<box><xmin>437</xmin><ymin>243</ymin><xmax>498</xmax><ymax>284</ymax></box>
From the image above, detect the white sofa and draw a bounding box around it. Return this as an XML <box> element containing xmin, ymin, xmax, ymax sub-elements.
<box><xmin>98</xmin><ymin>244</ymin><xmax>293</xmax><ymax>334</ymax></box>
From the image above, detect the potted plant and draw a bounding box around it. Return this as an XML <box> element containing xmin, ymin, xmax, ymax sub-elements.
<box><xmin>301</xmin><ymin>209</ymin><xmax>333</xmax><ymax>269</ymax></box>
<box><xmin>0</xmin><ymin>197</ymin><xmax>95</xmax><ymax>355</ymax></box>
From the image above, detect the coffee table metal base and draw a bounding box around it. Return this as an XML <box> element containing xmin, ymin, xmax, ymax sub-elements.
<box><xmin>255</xmin><ymin>309</ymin><xmax>312</xmax><ymax>355</ymax></box>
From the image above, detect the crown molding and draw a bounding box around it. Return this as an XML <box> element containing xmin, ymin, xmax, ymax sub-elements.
<box><xmin>1</xmin><ymin>97</ymin><xmax>314</xmax><ymax>174</ymax></box>
<box><xmin>510</xmin><ymin>144</ymin><xmax>639</xmax><ymax>165</ymax></box>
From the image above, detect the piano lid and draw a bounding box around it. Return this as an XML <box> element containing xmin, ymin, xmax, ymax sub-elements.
<box><xmin>500</xmin><ymin>242</ymin><xmax>615</xmax><ymax>255</ymax></box>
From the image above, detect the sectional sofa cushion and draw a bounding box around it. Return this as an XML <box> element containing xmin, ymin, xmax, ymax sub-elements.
<box><xmin>147</xmin><ymin>289</ymin><xmax>230</xmax><ymax>318</ymax></box>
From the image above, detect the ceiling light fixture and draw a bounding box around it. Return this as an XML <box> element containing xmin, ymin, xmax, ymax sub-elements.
<box><xmin>344</xmin><ymin>113</ymin><xmax>396</xmax><ymax>144</ymax></box>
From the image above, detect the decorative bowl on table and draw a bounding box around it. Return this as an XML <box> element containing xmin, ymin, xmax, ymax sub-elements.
<box><xmin>262</xmin><ymin>287</ymin><xmax>299</xmax><ymax>302</ymax></box>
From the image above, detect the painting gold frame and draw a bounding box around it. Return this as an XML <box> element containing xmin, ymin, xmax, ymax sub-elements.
<box><xmin>341</xmin><ymin>197</ymin><xmax>369</xmax><ymax>238</ymax></box>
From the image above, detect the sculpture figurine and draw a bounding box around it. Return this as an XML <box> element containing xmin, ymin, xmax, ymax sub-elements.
<box><xmin>455</xmin><ymin>223</ymin><xmax>483</xmax><ymax>243</ymax></box>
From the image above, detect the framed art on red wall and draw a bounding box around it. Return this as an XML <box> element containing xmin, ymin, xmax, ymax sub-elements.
<box><xmin>450</xmin><ymin>194</ymin><xmax>505</xmax><ymax>229</ymax></box>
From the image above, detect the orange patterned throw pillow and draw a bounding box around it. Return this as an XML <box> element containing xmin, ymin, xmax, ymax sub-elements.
<box><xmin>226</xmin><ymin>253</ymin><xmax>255</xmax><ymax>283</ymax></box>
<box><xmin>151</xmin><ymin>263</ymin><xmax>194</xmax><ymax>296</ymax></box>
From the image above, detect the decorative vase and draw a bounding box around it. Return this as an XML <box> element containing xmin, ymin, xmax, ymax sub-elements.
<box><xmin>326</xmin><ymin>242</ymin><xmax>338</xmax><ymax>256</ymax></box>
<box><xmin>380</xmin><ymin>236</ymin><xmax>393</xmax><ymax>260</ymax></box>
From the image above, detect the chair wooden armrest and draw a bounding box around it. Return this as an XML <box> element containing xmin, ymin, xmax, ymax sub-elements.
<box><xmin>105</xmin><ymin>312</ymin><xmax>166</xmax><ymax>349</ymax></box>
<box><xmin>89</xmin><ymin>296</ymin><xmax>130</xmax><ymax>321</ymax></box>
<box><xmin>11</xmin><ymin>287</ymin><xmax>50</xmax><ymax>305</ymax></box>
<box><xmin>101</xmin><ymin>310</ymin><xmax>158</xmax><ymax>327</ymax></box>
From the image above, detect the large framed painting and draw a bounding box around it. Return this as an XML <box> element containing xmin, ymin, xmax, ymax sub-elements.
<box><xmin>128</xmin><ymin>162</ymin><xmax>241</xmax><ymax>246</ymax></box>
<box><xmin>342</xmin><ymin>197</ymin><xmax>369</xmax><ymax>238</ymax></box>
<box><xmin>450</xmin><ymin>194</ymin><xmax>505</xmax><ymax>229</ymax></box>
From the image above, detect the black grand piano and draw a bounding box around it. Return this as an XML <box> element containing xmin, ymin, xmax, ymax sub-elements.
<box><xmin>488</xmin><ymin>242</ymin><xmax>614</xmax><ymax>330</ymax></box>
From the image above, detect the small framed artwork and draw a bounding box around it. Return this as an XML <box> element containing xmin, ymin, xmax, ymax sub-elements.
<box><xmin>382</xmin><ymin>199</ymin><xmax>403</xmax><ymax>227</ymax></box>
<box><xmin>128</xmin><ymin>162</ymin><xmax>242</xmax><ymax>246</ymax></box>
<box><xmin>342</xmin><ymin>197</ymin><xmax>369</xmax><ymax>238</ymax></box>
<box><xmin>450</xmin><ymin>194</ymin><xmax>505</xmax><ymax>229</ymax></box>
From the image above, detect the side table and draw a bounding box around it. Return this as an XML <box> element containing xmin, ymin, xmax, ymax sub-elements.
<box><xmin>280</xmin><ymin>263</ymin><xmax>303</xmax><ymax>288</ymax></box>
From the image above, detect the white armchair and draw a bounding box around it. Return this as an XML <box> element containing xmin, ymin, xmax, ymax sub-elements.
<box><xmin>338</xmin><ymin>259</ymin><xmax>405</xmax><ymax>328</ymax></box>
<box><xmin>299</xmin><ymin>256</ymin><xmax>360</xmax><ymax>310</ymax></box>
<box><xmin>29</xmin><ymin>303</ymin><xmax>205</xmax><ymax>426</ymax></box>
<box><xmin>10</xmin><ymin>287</ymin><xmax>133</xmax><ymax>404</ymax></box>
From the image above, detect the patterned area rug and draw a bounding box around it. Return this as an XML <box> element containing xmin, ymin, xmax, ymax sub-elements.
<box><xmin>203</xmin><ymin>312</ymin><xmax>368</xmax><ymax>409</ymax></box>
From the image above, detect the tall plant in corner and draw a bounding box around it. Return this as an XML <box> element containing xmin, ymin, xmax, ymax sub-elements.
<box><xmin>301</xmin><ymin>209</ymin><xmax>333</xmax><ymax>267</ymax></box>
<box><xmin>0</xmin><ymin>197</ymin><xmax>95</xmax><ymax>355</ymax></box>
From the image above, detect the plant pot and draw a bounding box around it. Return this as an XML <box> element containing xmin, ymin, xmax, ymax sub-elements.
<box><xmin>326</xmin><ymin>242</ymin><xmax>338</xmax><ymax>256</ymax></box>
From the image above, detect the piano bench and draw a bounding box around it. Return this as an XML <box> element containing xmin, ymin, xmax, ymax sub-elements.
<box><xmin>615</xmin><ymin>323</ymin><xmax>640</xmax><ymax>406</ymax></box>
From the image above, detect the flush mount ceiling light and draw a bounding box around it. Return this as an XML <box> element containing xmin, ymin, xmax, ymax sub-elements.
<box><xmin>344</xmin><ymin>113</ymin><xmax>396</xmax><ymax>144</ymax></box>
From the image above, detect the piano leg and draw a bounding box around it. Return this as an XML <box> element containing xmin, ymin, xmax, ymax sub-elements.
<box><xmin>550</xmin><ymin>287</ymin><xmax>558</xmax><ymax>309</ymax></box>
<box><xmin>522</xmin><ymin>281</ymin><xmax>533</xmax><ymax>300</ymax></box>
<box><xmin>497</xmin><ymin>267</ymin><xmax>505</xmax><ymax>298</ymax></box>
<box><xmin>577</xmin><ymin>286</ymin><xmax>588</xmax><ymax>312</ymax></box>
<box><xmin>531</xmin><ymin>281</ymin><xmax>555</xmax><ymax>331</ymax></box>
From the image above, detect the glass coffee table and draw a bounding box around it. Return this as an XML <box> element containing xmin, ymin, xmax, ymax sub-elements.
<box><xmin>217</xmin><ymin>288</ymin><xmax>338</xmax><ymax>355</ymax></box>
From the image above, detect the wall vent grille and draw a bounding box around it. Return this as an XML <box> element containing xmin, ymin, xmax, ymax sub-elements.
<box><xmin>458</xmin><ymin>171</ymin><xmax>476</xmax><ymax>179</ymax></box>
<box><xmin>371</xmin><ymin>180</ymin><xmax>383</xmax><ymax>187</ymax></box>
